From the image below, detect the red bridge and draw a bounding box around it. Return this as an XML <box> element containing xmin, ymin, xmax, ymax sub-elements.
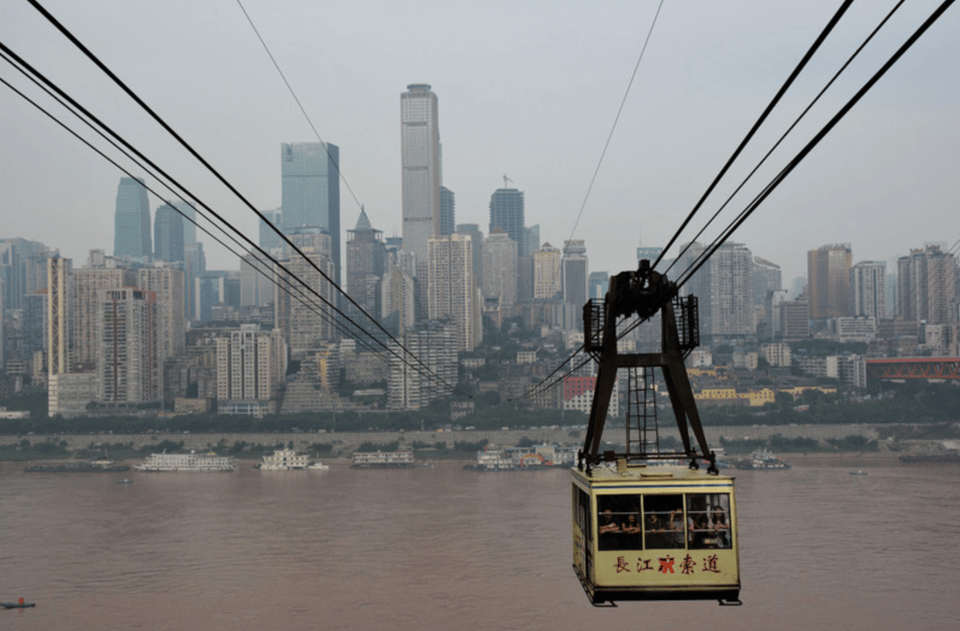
<box><xmin>865</xmin><ymin>357</ymin><xmax>960</xmax><ymax>380</ymax></box>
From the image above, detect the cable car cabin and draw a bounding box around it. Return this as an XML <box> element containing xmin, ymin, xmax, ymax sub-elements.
<box><xmin>572</xmin><ymin>462</ymin><xmax>740</xmax><ymax>606</ymax></box>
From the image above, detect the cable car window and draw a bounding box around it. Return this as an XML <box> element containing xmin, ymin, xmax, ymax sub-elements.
<box><xmin>643</xmin><ymin>494</ymin><xmax>685</xmax><ymax>549</ymax></box>
<box><xmin>686</xmin><ymin>493</ymin><xmax>732</xmax><ymax>549</ymax></box>
<box><xmin>596</xmin><ymin>495</ymin><xmax>642</xmax><ymax>550</ymax></box>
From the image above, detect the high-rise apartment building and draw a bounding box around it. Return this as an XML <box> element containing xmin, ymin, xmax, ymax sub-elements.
<box><xmin>897</xmin><ymin>245</ymin><xmax>957</xmax><ymax>325</ymax></box>
<box><xmin>808</xmin><ymin>244</ymin><xmax>852</xmax><ymax>320</ymax></box>
<box><xmin>215</xmin><ymin>324</ymin><xmax>286</xmax><ymax>415</ymax></box>
<box><xmin>46</xmin><ymin>256</ymin><xmax>71</xmax><ymax>377</ymax></box>
<box><xmin>482</xmin><ymin>228</ymin><xmax>518</xmax><ymax>317</ymax></box>
<box><xmin>387</xmin><ymin>320</ymin><xmax>457</xmax><ymax>411</ymax></box>
<box><xmin>113</xmin><ymin>177</ymin><xmax>151</xmax><ymax>259</ymax></box>
<box><xmin>677</xmin><ymin>242</ymin><xmax>754</xmax><ymax>338</ymax></box>
<box><xmin>138</xmin><ymin>265</ymin><xmax>185</xmax><ymax>362</ymax></box>
<box><xmin>381</xmin><ymin>266</ymin><xmax>417</xmax><ymax>335</ymax></box>
<box><xmin>72</xmin><ymin>253</ymin><xmax>137</xmax><ymax>372</ymax></box>
<box><xmin>274</xmin><ymin>233</ymin><xmax>337</xmax><ymax>357</ymax></box>
<box><xmin>456</xmin><ymin>224</ymin><xmax>484</xmax><ymax>292</ymax></box>
<box><xmin>489</xmin><ymin>188</ymin><xmax>526</xmax><ymax>257</ymax></box>
<box><xmin>346</xmin><ymin>207</ymin><xmax>387</xmax><ymax>321</ymax></box>
<box><xmin>533</xmin><ymin>243</ymin><xmax>562</xmax><ymax>300</ymax></box>
<box><xmin>850</xmin><ymin>261</ymin><xmax>886</xmax><ymax>322</ymax></box>
<box><xmin>428</xmin><ymin>234</ymin><xmax>481</xmax><ymax>352</ymax></box>
<box><xmin>96</xmin><ymin>288</ymin><xmax>159</xmax><ymax>405</ymax></box>
<box><xmin>153</xmin><ymin>204</ymin><xmax>185</xmax><ymax>263</ymax></box>
<box><xmin>401</xmin><ymin>84</ymin><xmax>441</xmax><ymax>282</ymax></box>
<box><xmin>281</xmin><ymin>142</ymin><xmax>341</xmax><ymax>286</ymax></box>
<box><xmin>753</xmin><ymin>256</ymin><xmax>782</xmax><ymax>307</ymax></box>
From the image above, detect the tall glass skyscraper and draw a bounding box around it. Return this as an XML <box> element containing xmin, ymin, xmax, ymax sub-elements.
<box><xmin>154</xmin><ymin>204</ymin><xmax>185</xmax><ymax>263</ymax></box>
<box><xmin>113</xmin><ymin>177</ymin><xmax>151</xmax><ymax>259</ymax></box>
<box><xmin>281</xmin><ymin>142</ymin><xmax>341</xmax><ymax>286</ymax></box>
<box><xmin>401</xmin><ymin>84</ymin><xmax>441</xmax><ymax>281</ymax></box>
<box><xmin>489</xmin><ymin>188</ymin><xmax>526</xmax><ymax>256</ymax></box>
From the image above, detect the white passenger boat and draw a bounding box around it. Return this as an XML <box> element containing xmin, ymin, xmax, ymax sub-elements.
<box><xmin>135</xmin><ymin>451</ymin><xmax>237</xmax><ymax>472</ymax></box>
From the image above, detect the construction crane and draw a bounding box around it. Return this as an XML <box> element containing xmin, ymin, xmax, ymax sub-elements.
<box><xmin>502</xmin><ymin>173</ymin><xmax>513</xmax><ymax>188</ymax></box>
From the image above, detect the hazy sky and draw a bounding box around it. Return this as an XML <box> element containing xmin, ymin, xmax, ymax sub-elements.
<box><xmin>1</xmin><ymin>0</ymin><xmax>957</xmax><ymax>288</ymax></box>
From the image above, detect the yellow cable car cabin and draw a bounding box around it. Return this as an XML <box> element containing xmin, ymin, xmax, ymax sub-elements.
<box><xmin>572</xmin><ymin>261</ymin><xmax>741</xmax><ymax>605</ymax></box>
<box><xmin>572</xmin><ymin>462</ymin><xmax>740</xmax><ymax>605</ymax></box>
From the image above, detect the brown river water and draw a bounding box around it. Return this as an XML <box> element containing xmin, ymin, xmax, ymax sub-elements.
<box><xmin>1</xmin><ymin>457</ymin><xmax>957</xmax><ymax>630</ymax></box>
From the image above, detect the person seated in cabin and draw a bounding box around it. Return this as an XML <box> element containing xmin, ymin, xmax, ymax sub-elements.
<box><xmin>621</xmin><ymin>511</ymin><xmax>642</xmax><ymax>534</ymax></box>
<box><xmin>688</xmin><ymin>514</ymin><xmax>710</xmax><ymax>548</ymax></box>
<box><xmin>664</xmin><ymin>509</ymin><xmax>685</xmax><ymax>547</ymax></box>
<box><xmin>644</xmin><ymin>511</ymin><xmax>667</xmax><ymax>548</ymax></box>
<box><xmin>598</xmin><ymin>510</ymin><xmax>621</xmax><ymax>534</ymax></box>
<box><xmin>711</xmin><ymin>506</ymin><xmax>731</xmax><ymax>548</ymax></box>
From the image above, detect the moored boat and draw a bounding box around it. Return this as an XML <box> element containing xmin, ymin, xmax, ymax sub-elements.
<box><xmin>135</xmin><ymin>451</ymin><xmax>236</xmax><ymax>472</ymax></box>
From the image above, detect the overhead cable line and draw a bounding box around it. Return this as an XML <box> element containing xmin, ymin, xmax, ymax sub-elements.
<box><xmin>666</xmin><ymin>0</ymin><xmax>906</xmax><ymax>278</ymax></box>
<box><xmin>0</xmin><ymin>66</ymin><xmax>391</xmax><ymax>358</ymax></box>
<box><xmin>677</xmin><ymin>0</ymin><xmax>956</xmax><ymax>289</ymax></box>
<box><xmin>234</xmin><ymin>0</ymin><xmax>365</xmax><ymax>215</ymax></box>
<box><xmin>0</xmin><ymin>42</ymin><xmax>459</xmax><ymax>393</ymax></box>
<box><xmin>23</xmin><ymin>0</ymin><xmax>465</xmax><ymax>395</ymax></box>
<box><xmin>652</xmin><ymin>0</ymin><xmax>854</xmax><ymax>272</ymax></box>
<box><xmin>515</xmin><ymin>0</ymin><xmax>956</xmax><ymax>404</ymax></box>
<box><xmin>665</xmin><ymin>0</ymin><xmax>906</xmax><ymax>282</ymax></box>
<box><xmin>529</xmin><ymin>0</ymin><xmax>665</xmax><ymax>337</ymax></box>
<box><xmin>566</xmin><ymin>0</ymin><xmax>665</xmax><ymax>240</ymax></box>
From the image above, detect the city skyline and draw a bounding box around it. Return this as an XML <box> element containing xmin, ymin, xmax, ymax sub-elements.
<box><xmin>1</xmin><ymin>1</ymin><xmax>957</xmax><ymax>288</ymax></box>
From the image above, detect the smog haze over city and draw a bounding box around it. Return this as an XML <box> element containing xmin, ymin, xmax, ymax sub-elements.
<box><xmin>1</xmin><ymin>0</ymin><xmax>957</xmax><ymax>286</ymax></box>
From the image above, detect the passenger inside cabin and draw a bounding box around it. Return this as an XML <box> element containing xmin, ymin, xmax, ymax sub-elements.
<box><xmin>598</xmin><ymin>510</ymin><xmax>620</xmax><ymax>534</ymax></box>
<box><xmin>712</xmin><ymin>507</ymin><xmax>731</xmax><ymax>548</ymax></box>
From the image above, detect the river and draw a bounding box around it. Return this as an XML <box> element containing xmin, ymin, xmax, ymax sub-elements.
<box><xmin>1</xmin><ymin>457</ymin><xmax>956</xmax><ymax>630</ymax></box>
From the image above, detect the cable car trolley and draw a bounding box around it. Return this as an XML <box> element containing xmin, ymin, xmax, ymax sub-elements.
<box><xmin>572</xmin><ymin>260</ymin><xmax>741</xmax><ymax>606</ymax></box>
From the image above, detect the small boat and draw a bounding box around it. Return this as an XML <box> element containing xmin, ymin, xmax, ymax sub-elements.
<box><xmin>1</xmin><ymin>599</ymin><xmax>35</xmax><ymax>609</ymax></box>
<box><xmin>117</xmin><ymin>478</ymin><xmax>133</xmax><ymax>484</ymax></box>
<box><xmin>849</xmin><ymin>470</ymin><xmax>868</xmax><ymax>476</ymax></box>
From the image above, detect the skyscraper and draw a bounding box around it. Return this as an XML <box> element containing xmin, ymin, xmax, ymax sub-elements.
<box><xmin>897</xmin><ymin>245</ymin><xmax>956</xmax><ymax>325</ymax></box>
<box><xmin>153</xmin><ymin>204</ymin><xmax>185</xmax><ymax>263</ymax></box>
<box><xmin>72</xmin><ymin>254</ymin><xmax>137</xmax><ymax>372</ymax></box>
<box><xmin>753</xmin><ymin>256</ymin><xmax>782</xmax><ymax>307</ymax></box>
<box><xmin>850</xmin><ymin>261</ymin><xmax>886</xmax><ymax>322</ymax></box>
<box><xmin>258</xmin><ymin>208</ymin><xmax>283</xmax><ymax>252</ymax></box>
<box><xmin>677</xmin><ymin>242</ymin><xmax>754</xmax><ymax>338</ymax></box>
<box><xmin>808</xmin><ymin>244</ymin><xmax>852</xmax><ymax>320</ymax></box>
<box><xmin>401</xmin><ymin>84</ymin><xmax>441</xmax><ymax>282</ymax></box>
<box><xmin>482</xmin><ymin>228</ymin><xmax>518</xmax><ymax>316</ymax></box>
<box><xmin>562</xmin><ymin>240</ymin><xmax>588</xmax><ymax>330</ymax></box>
<box><xmin>428</xmin><ymin>234</ymin><xmax>481</xmax><ymax>352</ymax></box>
<box><xmin>281</xmin><ymin>142</ymin><xmax>341</xmax><ymax>286</ymax></box>
<box><xmin>533</xmin><ymin>243</ymin><xmax>562</xmax><ymax>300</ymax></box>
<box><xmin>113</xmin><ymin>177</ymin><xmax>151</xmax><ymax>259</ymax></box>
<box><xmin>346</xmin><ymin>207</ymin><xmax>387</xmax><ymax>321</ymax></box>
<box><xmin>46</xmin><ymin>256</ymin><xmax>71</xmax><ymax>377</ymax></box>
<box><xmin>456</xmin><ymin>223</ymin><xmax>484</xmax><ymax>290</ymax></box>
<box><xmin>274</xmin><ymin>231</ymin><xmax>337</xmax><ymax>356</ymax></box>
<box><xmin>138</xmin><ymin>265</ymin><xmax>185</xmax><ymax>362</ymax></box>
<box><xmin>96</xmin><ymin>288</ymin><xmax>159</xmax><ymax>405</ymax></box>
<box><xmin>439</xmin><ymin>186</ymin><xmax>455</xmax><ymax>236</ymax></box>
<box><xmin>489</xmin><ymin>188</ymin><xmax>526</xmax><ymax>256</ymax></box>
